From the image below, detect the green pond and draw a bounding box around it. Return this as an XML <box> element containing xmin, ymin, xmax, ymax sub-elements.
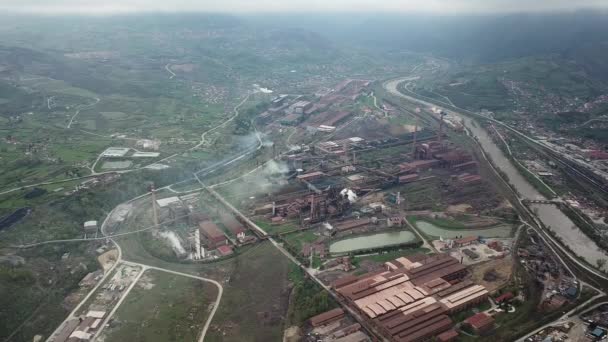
<box><xmin>414</xmin><ymin>221</ymin><xmax>513</xmax><ymax>238</ymax></box>
<box><xmin>329</xmin><ymin>230</ymin><xmax>417</xmax><ymax>254</ymax></box>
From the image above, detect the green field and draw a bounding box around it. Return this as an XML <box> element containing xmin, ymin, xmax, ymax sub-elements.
<box><xmin>102</xmin><ymin>269</ymin><xmax>217</xmax><ymax>342</ymax></box>
<box><xmin>283</xmin><ymin>230</ymin><xmax>319</xmax><ymax>252</ymax></box>
<box><xmin>407</xmin><ymin>216</ymin><xmax>466</xmax><ymax>230</ymax></box>
<box><xmin>253</xmin><ymin>219</ymin><xmax>298</xmax><ymax>235</ymax></box>
<box><xmin>353</xmin><ymin>247</ymin><xmax>431</xmax><ymax>264</ymax></box>
<box><xmin>204</xmin><ymin>243</ymin><xmax>291</xmax><ymax>342</ymax></box>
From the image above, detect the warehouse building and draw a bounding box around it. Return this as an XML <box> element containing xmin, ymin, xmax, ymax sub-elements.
<box><xmin>310</xmin><ymin>308</ymin><xmax>345</xmax><ymax>327</ymax></box>
<box><xmin>220</xmin><ymin>213</ymin><xmax>247</xmax><ymax>240</ymax></box>
<box><xmin>199</xmin><ymin>221</ymin><xmax>228</xmax><ymax>249</ymax></box>
<box><xmin>333</xmin><ymin>254</ymin><xmax>488</xmax><ymax>342</ymax></box>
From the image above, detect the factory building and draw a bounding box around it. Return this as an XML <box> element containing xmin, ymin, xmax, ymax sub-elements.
<box><xmin>198</xmin><ymin>221</ymin><xmax>228</xmax><ymax>249</ymax></box>
<box><xmin>333</xmin><ymin>254</ymin><xmax>488</xmax><ymax>342</ymax></box>
<box><xmin>310</xmin><ymin>308</ymin><xmax>345</xmax><ymax>327</ymax></box>
<box><xmin>399</xmin><ymin>160</ymin><xmax>440</xmax><ymax>174</ymax></box>
<box><xmin>220</xmin><ymin>213</ymin><xmax>247</xmax><ymax>240</ymax></box>
<box><xmin>398</xmin><ymin>174</ymin><xmax>419</xmax><ymax>184</ymax></box>
<box><xmin>296</xmin><ymin>171</ymin><xmax>326</xmax><ymax>182</ymax></box>
<box><xmin>290</xmin><ymin>100</ymin><xmax>313</xmax><ymax>114</ymax></box>
<box><xmin>464</xmin><ymin>312</ymin><xmax>495</xmax><ymax>334</ymax></box>
<box><xmin>156</xmin><ymin>196</ymin><xmax>187</xmax><ymax>222</ymax></box>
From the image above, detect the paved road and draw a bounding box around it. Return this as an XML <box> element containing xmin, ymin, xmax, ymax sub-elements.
<box><xmin>46</xmin><ymin>194</ymin><xmax>224</xmax><ymax>342</ymax></box>
<box><xmin>382</xmin><ymin>76</ymin><xmax>608</xmax><ymax>281</ymax></box>
<box><xmin>0</xmin><ymin>93</ymin><xmax>253</xmax><ymax>195</ymax></box>
<box><xmin>45</xmin><ymin>205</ymin><xmax>125</xmax><ymax>342</ymax></box>
<box><xmin>67</xmin><ymin>97</ymin><xmax>100</xmax><ymax>129</ymax></box>
<box><xmin>516</xmin><ymin>299</ymin><xmax>608</xmax><ymax>342</ymax></box>
<box><xmin>383</xmin><ymin>75</ymin><xmax>608</xmax><ymax>338</ymax></box>
<box><xmin>42</xmin><ymin>93</ymin><xmax>262</xmax><ymax>341</ymax></box>
<box><xmin>164</xmin><ymin>63</ymin><xmax>176</xmax><ymax>79</ymax></box>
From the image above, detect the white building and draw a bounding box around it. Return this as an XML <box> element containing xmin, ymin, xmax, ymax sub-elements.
<box><xmin>83</xmin><ymin>220</ymin><xmax>98</xmax><ymax>234</ymax></box>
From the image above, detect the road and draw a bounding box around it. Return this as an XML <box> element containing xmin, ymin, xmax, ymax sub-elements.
<box><xmin>0</xmin><ymin>92</ymin><xmax>254</xmax><ymax>195</ymax></box>
<box><xmin>383</xmin><ymin>76</ymin><xmax>608</xmax><ymax>275</ymax></box>
<box><xmin>383</xmin><ymin>75</ymin><xmax>608</xmax><ymax>336</ymax></box>
<box><xmin>202</xmin><ymin>183</ymin><xmax>387</xmax><ymax>340</ymax></box>
<box><xmin>46</xmin><ymin>192</ymin><xmax>223</xmax><ymax>342</ymax></box>
<box><xmin>67</xmin><ymin>97</ymin><xmax>100</xmax><ymax>129</ymax></box>
<box><xmin>42</xmin><ymin>91</ymin><xmax>263</xmax><ymax>341</ymax></box>
<box><xmin>164</xmin><ymin>63</ymin><xmax>176</xmax><ymax>79</ymax></box>
<box><xmin>45</xmin><ymin>205</ymin><xmax>125</xmax><ymax>341</ymax></box>
<box><xmin>91</xmin><ymin>261</ymin><xmax>223</xmax><ymax>342</ymax></box>
<box><xmin>516</xmin><ymin>299</ymin><xmax>608</xmax><ymax>342</ymax></box>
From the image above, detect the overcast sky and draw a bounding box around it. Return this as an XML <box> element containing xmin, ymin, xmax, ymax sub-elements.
<box><xmin>0</xmin><ymin>0</ymin><xmax>607</xmax><ymax>15</ymax></box>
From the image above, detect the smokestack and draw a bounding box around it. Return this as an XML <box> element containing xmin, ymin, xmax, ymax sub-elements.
<box><xmin>412</xmin><ymin>117</ymin><xmax>418</xmax><ymax>159</ymax></box>
<box><xmin>151</xmin><ymin>183</ymin><xmax>159</xmax><ymax>228</ymax></box>
<box><xmin>343</xmin><ymin>141</ymin><xmax>349</xmax><ymax>164</ymax></box>
<box><xmin>195</xmin><ymin>229</ymin><xmax>201</xmax><ymax>259</ymax></box>
<box><xmin>438</xmin><ymin>112</ymin><xmax>446</xmax><ymax>147</ymax></box>
<box><xmin>310</xmin><ymin>194</ymin><xmax>315</xmax><ymax>221</ymax></box>
<box><xmin>396</xmin><ymin>192</ymin><xmax>401</xmax><ymax>205</ymax></box>
<box><xmin>272</xmin><ymin>201</ymin><xmax>276</xmax><ymax>216</ymax></box>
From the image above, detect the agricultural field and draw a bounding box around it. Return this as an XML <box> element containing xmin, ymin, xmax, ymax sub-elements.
<box><xmin>282</xmin><ymin>230</ymin><xmax>319</xmax><ymax>252</ymax></box>
<box><xmin>100</xmin><ymin>269</ymin><xmax>218</xmax><ymax>342</ymax></box>
<box><xmin>353</xmin><ymin>247</ymin><xmax>431</xmax><ymax>265</ymax></box>
<box><xmin>253</xmin><ymin>219</ymin><xmax>299</xmax><ymax>235</ymax></box>
<box><xmin>204</xmin><ymin>243</ymin><xmax>292</xmax><ymax>342</ymax></box>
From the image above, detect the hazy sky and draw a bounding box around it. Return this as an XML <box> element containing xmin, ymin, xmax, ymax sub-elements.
<box><xmin>1</xmin><ymin>0</ymin><xmax>607</xmax><ymax>14</ymax></box>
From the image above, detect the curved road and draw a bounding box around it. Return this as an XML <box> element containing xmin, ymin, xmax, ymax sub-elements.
<box><xmin>0</xmin><ymin>93</ymin><xmax>253</xmax><ymax>195</ymax></box>
<box><xmin>67</xmin><ymin>97</ymin><xmax>100</xmax><ymax>129</ymax></box>
<box><xmin>41</xmin><ymin>93</ymin><xmax>257</xmax><ymax>342</ymax></box>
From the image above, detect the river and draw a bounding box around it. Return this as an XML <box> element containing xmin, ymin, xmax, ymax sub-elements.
<box><xmin>384</xmin><ymin>77</ymin><xmax>607</xmax><ymax>265</ymax></box>
<box><xmin>329</xmin><ymin>230</ymin><xmax>417</xmax><ymax>254</ymax></box>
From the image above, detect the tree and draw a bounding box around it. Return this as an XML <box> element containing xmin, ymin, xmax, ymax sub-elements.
<box><xmin>596</xmin><ymin>259</ymin><xmax>606</xmax><ymax>270</ymax></box>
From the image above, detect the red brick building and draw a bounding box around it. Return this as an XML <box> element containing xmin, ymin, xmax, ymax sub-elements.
<box><xmin>464</xmin><ymin>313</ymin><xmax>494</xmax><ymax>334</ymax></box>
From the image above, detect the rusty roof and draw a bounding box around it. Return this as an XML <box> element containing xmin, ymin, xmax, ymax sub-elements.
<box><xmin>464</xmin><ymin>312</ymin><xmax>494</xmax><ymax>329</ymax></box>
<box><xmin>220</xmin><ymin>213</ymin><xmax>246</xmax><ymax>234</ymax></box>
<box><xmin>199</xmin><ymin>221</ymin><xmax>226</xmax><ymax>240</ymax></box>
<box><xmin>437</xmin><ymin>329</ymin><xmax>459</xmax><ymax>342</ymax></box>
<box><xmin>310</xmin><ymin>308</ymin><xmax>345</xmax><ymax>327</ymax></box>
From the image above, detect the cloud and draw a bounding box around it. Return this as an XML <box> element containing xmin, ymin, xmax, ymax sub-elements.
<box><xmin>0</xmin><ymin>0</ymin><xmax>607</xmax><ymax>15</ymax></box>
